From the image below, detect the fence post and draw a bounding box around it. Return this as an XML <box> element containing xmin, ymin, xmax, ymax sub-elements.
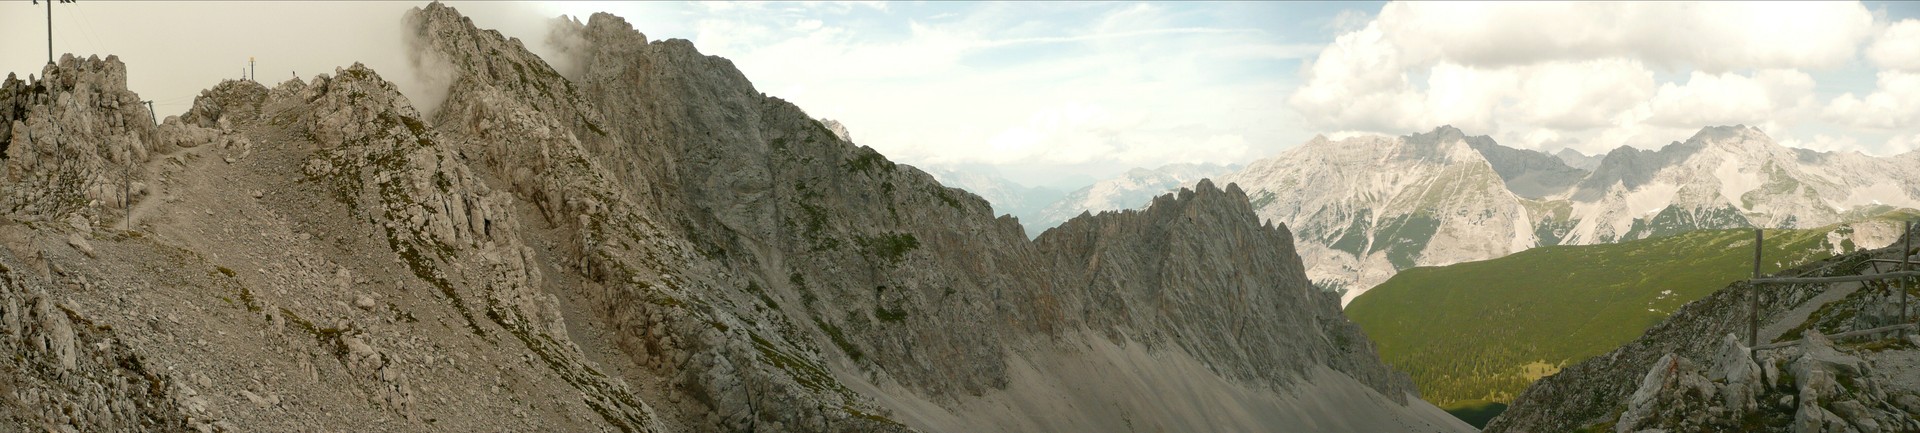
<box><xmin>1751</xmin><ymin>228</ymin><xmax>1762</xmax><ymax>351</ymax></box>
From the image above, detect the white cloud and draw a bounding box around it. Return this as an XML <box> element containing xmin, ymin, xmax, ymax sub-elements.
<box><xmin>1289</xmin><ymin>22</ymin><xmax>1419</xmax><ymax>132</ymax></box>
<box><xmin>1647</xmin><ymin>69</ymin><xmax>1815</xmax><ymax>128</ymax></box>
<box><xmin>1823</xmin><ymin>71</ymin><xmax>1920</xmax><ymax>129</ymax></box>
<box><xmin>1880</xmin><ymin>132</ymin><xmax>1920</xmax><ymax>156</ymax></box>
<box><xmin>1372</xmin><ymin>2</ymin><xmax>1873</xmax><ymax>72</ymax></box>
<box><xmin>1289</xmin><ymin>1</ymin><xmax>1905</xmax><ymax>157</ymax></box>
<box><xmin>1869</xmin><ymin>19</ymin><xmax>1920</xmax><ymax>71</ymax></box>
<box><xmin>1509</xmin><ymin>59</ymin><xmax>1655</xmax><ymax>131</ymax></box>
<box><xmin>1324</xmin><ymin>9</ymin><xmax>1372</xmax><ymax>33</ymax></box>
<box><xmin>678</xmin><ymin>3</ymin><xmax>1302</xmax><ymax>183</ymax></box>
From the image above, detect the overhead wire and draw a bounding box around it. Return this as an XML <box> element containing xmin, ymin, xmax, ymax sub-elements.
<box><xmin>74</xmin><ymin>3</ymin><xmax>112</xmax><ymax>57</ymax></box>
<box><xmin>57</xmin><ymin>2</ymin><xmax>106</xmax><ymax>59</ymax></box>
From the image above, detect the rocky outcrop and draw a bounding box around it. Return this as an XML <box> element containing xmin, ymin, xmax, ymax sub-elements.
<box><xmin>288</xmin><ymin>63</ymin><xmax>662</xmax><ymax>431</ymax></box>
<box><xmin>1035</xmin><ymin>180</ymin><xmax>1415</xmax><ymax>399</ymax></box>
<box><xmin>1608</xmin><ymin>332</ymin><xmax>1918</xmax><ymax>433</ymax></box>
<box><xmin>0</xmin><ymin>254</ymin><xmax>200</xmax><ymax>432</ymax></box>
<box><xmin>1489</xmin><ymin>230</ymin><xmax>1920</xmax><ymax>432</ymax></box>
<box><xmin>0</xmin><ymin>55</ymin><xmax>158</xmax><ymax>223</ymax></box>
<box><xmin>819</xmin><ymin>119</ymin><xmax>852</xmax><ymax>143</ymax></box>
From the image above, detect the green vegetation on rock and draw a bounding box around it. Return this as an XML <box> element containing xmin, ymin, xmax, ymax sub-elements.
<box><xmin>1369</xmin><ymin>213</ymin><xmax>1440</xmax><ymax>270</ymax></box>
<box><xmin>855</xmin><ymin>232</ymin><xmax>919</xmax><ymax>262</ymax></box>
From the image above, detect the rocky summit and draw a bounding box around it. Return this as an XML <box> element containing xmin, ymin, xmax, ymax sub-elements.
<box><xmin>0</xmin><ymin>3</ymin><xmax>1468</xmax><ymax>432</ymax></box>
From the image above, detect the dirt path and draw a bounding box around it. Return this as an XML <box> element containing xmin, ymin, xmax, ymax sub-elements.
<box><xmin>1760</xmin><ymin>281</ymin><xmax>1864</xmax><ymax>344</ymax></box>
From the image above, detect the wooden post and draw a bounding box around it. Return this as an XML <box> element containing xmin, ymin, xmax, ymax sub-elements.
<box><xmin>1905</xmin><ymin>221</ymin><xmax>1912</xmax><ymax>331</ymax></box>
<box><xmin>1751</xmin><ymin>228</ymin><xmax>1762</xmax><ymax>350</ymax></box>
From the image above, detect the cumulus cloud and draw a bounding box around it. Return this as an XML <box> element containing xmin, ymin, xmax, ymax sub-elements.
<box><xmin>1289</xmin><ymin>1</ymin><xmax>1905</xmax><ymax>155</ymax></box>
<box><xmin>640</xmin><ymin>2</ymin><xmax>1313</xmax><ymax>186</ymax></box>
<box><xmin>1823</xmin><ymin>71</ymin><xmax>1920</xmax><ymax>129</ymax></box>
<box><xmin>1884</xmin><ymin>132</ymin><xmax>1920</xmax><ymax>156</ymax></box>
<box><xmin>1324</xmin><ymin>9</ymin><xmax>1372</xmax><ymax>33</ymax></box>
<box><xmin>1371</xmin><ymin>2</ymin><xmax>1873</xmax><ymax>72</ymax></box>
<box><xmin>1647</xmin><ymin>70</ymin><xmax>1816</xmax><ymax>128</ymax></box>
<box><xmin>1868</xmin><ymin>19</ymin><xmax>1920</xmax><ymax>71</ymax></box>
<box><xmin>1509</xmin><ymin>59</ymin><xmax>1655</xmax><ymax>131</ymax></box>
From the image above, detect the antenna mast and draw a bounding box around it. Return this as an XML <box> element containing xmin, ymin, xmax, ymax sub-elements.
<box><xmin>34</xmin><ymin>0</ymin><xmax>77</xmax><ymax>65</ymax></box>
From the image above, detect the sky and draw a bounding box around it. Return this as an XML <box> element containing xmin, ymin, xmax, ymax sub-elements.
<box><xmin>5</xmin><ymin>1</ymin><xmax>1920</xmax><ymax>190</ymax></box>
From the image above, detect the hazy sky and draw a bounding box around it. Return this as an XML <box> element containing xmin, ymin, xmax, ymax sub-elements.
<box><xmin>5</xmin><ymin>1</ymin><xmax>1920</xmax><ymax>189</ymax></box>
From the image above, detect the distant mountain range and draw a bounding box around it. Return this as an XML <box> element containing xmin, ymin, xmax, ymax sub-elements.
<box><xmin>1221</xmin><ymin>125</ymin><xmax>1920</xmax><ymax>303</ymax></box>
<box><xmin>926</xmin><ymin>163</ymin><xmax>1239</xmax><ymax>238</ymax></box>
<box><xmin>924</xmin><ymin>166</ymin><xmax>1065</xmax><ymax>226</ymax></box>
<box><xmin>920</xmin><ymin>125</ymin><xmax>1920</xmax><ymax>305</ymax></box>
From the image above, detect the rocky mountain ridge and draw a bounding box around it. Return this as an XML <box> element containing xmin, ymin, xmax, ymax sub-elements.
<box><xmin>921</xmin><ymin>166</ymin><xmax>1063</xmax><ymax>231</ymax></box>
<box><xmin>917</xmin><ymin>162</ymin><xmax>1239</xmax><ymax>239</ymax></box>
<box><xmin>0</xmin><ymin>3</ymin><xmax>1469</xmax><ymax>432</ymax></box>
<box><xmin>1021</xmin><ymin>162</ymin><xmax>1238</xmax><ymax>238</ymax></box>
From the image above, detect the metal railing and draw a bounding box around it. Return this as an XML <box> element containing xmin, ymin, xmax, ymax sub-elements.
<box><xmin>1747</xmin><ymin>220</ymin><xmax>1915</xmax><ymax>353</ymax></box>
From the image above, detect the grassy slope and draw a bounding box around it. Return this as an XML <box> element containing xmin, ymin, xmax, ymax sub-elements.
<box><xmin>1346</xmin><ymin>224</ymin><xmax>1876</xmax><ymax>410</ymax></box>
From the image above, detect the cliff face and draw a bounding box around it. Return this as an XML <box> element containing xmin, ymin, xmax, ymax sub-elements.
<box><xmin>0</xmin><ymin>3</ymin><xmax>1465</xmax><ymax>432</ymax></box>
<box><xmin>1035</xmin><ymin>180</ymin><xmax>1413</xmax><ymax>396</ymax></box>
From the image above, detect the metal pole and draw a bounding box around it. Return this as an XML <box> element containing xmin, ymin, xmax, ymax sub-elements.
<box><xmin>1751</xmin><ymin>228</ymin><xmax>1762</xmax><ymax>350</ymax></box>
<box><xmin>46</xmin><ymin>0</ymin><xmax>54</xmax><ymax>64</ymax></box>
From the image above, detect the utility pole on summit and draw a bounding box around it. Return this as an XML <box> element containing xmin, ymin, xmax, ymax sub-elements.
<box><xmin>129</xmin><ymin>99</ymin><xmax>153</xmax><ymax>231</ymax></box>
<box><xmin>32</xmin><ymin>0</ymin><xmax>78</xmax><ymax>65</ymax></box>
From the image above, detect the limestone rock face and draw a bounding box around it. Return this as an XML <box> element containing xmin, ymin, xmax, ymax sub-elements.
<box><xmin>288</xmin><ymin>63</ymin><xmax>660</xmax><ymax>431</ymax></box>
<box><xmin>0</xmin><ymin>55</ymin><xmax>158</xmax><ymax>222</ymax></box>
<box><xmin>819</xmin><ymin>119</ymin><xmax>852</xmax><ymax>143</ymax></box>
<box><xmin>1606</xmin><ymin>332</ymin><xmax>1915</xmax><ymax>433</ymax></box>
<box><xmin>1034</xmin><ymin>180</ymin><xmax>1416</xmax><ymax>399</ymax></box>
<box><xmin>180</xmin><ymin>80</ymin><xmax>269</xmax><ymax>130</ymax></box>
